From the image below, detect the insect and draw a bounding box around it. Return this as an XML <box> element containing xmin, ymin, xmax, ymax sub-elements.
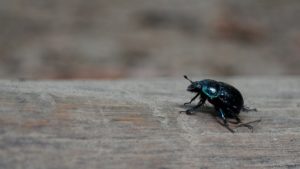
<box><xmin>180</xmin><ymin>75</ymin><xmax>260</xmax><ymax>133</ymax></box>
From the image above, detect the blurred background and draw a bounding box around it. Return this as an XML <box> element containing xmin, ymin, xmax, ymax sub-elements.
<box><xmin>0</xmin><ymin>0</ymin><xmax>299</xmax><ymax>79</ymax></box>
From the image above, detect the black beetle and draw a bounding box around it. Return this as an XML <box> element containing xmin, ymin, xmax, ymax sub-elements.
<box><xmin>181</xmin><ymin>75</ymin><xmax>260</xmax><ymax>133</ymax></box>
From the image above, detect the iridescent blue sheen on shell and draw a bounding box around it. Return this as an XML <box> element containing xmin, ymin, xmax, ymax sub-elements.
<box><xmin>182</xmin><ymin>75</ymin><xmax>259</xmax><ymax>133</ymax></box>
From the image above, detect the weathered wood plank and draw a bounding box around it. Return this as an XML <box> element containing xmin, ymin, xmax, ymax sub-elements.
<box><xmin>0</xmin><ymin>77</ymin><xmax>300</xmax><ymax>169</ymax></box>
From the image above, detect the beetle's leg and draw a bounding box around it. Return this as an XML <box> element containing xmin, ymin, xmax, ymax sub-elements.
<box><xmin>179</xmin><ymin>109</ymin><xmax>193</xmax><ymax>115</ymax></box>
<box><xmin>229</xmin><ymin>113</ymin><xmax>261</xmax><ymax>132</ymax></box>
<box><xmin>216</xmin><ymin>108</ymin><xmax>260</xmax><ymax>132</ymax></box>
<box><xmin>236</xmin><ymin>119</ymin><xmax>261</xmax><ymax>132</ymax></box>
<box><xmin>242</xmin><ymin>106</ymin><xmax>257</xmax><ymax>112</ymax></box>
<box><xmin>180</xmin><ymin>101</ymin><xmax>202</xmax><ymax>115</ymax></box>
<box><xmin>180</xmin><ymin>96</ymin><xmax>206</xmax><ymax>115</ymax></box>
<box><xmin>184</xmin><ymin>93</ymin><xmax>200</xmax><ymax>106</ymax></box>
<box><xmin>226</xmin><ymin>109</ymin><xmax>241</xmax><ymax>124</ymax></box>
<box><xmin>216</xmin><ymin>108</ymin><xmax>235</xmax><ymax>133</ymax></box>
<box><xmin>227</xmin><ymin>116</ymin><xmax>240</xmax><ymax>124</ymax></box>
<box><xmin>230</xmin><ymin>115</ymin><xmax>254</xmax><ymax>131</ymax></box>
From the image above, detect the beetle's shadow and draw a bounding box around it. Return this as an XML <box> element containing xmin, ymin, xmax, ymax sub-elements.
<box><xmin>178</xmin><ymin>104</ymin><xmax>217</xmax><ymax>116</ymax></box>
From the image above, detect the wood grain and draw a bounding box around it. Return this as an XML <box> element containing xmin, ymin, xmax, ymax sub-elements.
<box><xmin>0</xmin><ymin>77</ymin><xmax>299</xmax><ymax>169</ymax></box>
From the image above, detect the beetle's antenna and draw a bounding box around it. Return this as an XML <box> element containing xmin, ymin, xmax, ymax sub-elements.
<box><xmin>183</xmin><ymin>75</ymin><xmax>193</xmax><ymax>83</ymax></box>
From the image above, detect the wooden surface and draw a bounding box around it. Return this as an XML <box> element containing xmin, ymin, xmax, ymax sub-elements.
<box><xmin>0</xmin><ymin>77</ymin><xmax>300</xmax><ymax>169</ymax></box>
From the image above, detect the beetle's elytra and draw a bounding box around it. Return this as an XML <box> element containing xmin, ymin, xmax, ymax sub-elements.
<box><xmin>181</xmin><ymin>75</ymin><xmax>260</xmax><ymax>133</ymax></box>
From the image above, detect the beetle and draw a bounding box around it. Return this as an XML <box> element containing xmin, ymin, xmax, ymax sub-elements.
<box><xmin>180</xmin><ymin>75</ymin><xmax>260</xmax><ymax>133</ymax></box>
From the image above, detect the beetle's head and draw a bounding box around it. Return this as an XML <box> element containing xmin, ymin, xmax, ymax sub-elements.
<box><xmin>184</xmin><ymin>75</ymin><xmax>202</xmax><ymax>93</ymax></box>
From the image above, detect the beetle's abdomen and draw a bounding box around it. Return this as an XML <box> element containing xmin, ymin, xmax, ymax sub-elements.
<box><xmin>210</xmin><ymin>82</ymin><xmax>244</xmax><ymax>115</ymax></box>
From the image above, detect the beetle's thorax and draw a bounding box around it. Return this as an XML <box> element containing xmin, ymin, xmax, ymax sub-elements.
<box><xmin>199</xmin><ymin>79</ymin><xmax>220</xmax><ymax>99</ymax></box>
